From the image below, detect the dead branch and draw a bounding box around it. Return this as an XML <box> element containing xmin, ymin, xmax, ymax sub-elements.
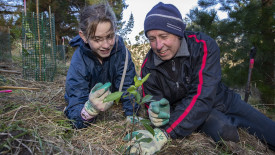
<box><xmin>0</xmin><ymin>69</ymin><xmax>21</xmax><ymax>74</ymax></box>
<box><xmin>0</xmin><ymin>86</ymin><xmax>39</xmax><ymax>90</ymax></box>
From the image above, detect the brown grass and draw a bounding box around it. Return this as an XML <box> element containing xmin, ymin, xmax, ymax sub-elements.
<box><xmin>0</xmin><ymin>62</ymin><xmax>274</xmax><ymax>155</ymax></box>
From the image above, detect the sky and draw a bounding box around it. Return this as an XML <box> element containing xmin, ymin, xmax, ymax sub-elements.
<box><xmin>122</xmin><ymin>0</ymin><xmax>227</xmax><ymax>43</ymax></box>
<box><xmin>122</xmin><ymin>0</ymin><xmax>199</xmax><ymax>43</ymax></box>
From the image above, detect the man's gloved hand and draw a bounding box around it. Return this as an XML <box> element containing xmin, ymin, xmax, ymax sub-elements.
<box><xmin>124</xmin><ymin>128</ymin><xmax>168</xmax><ymax>155</ymax></box>
<box><xmin>82</xmin><ymin>82</ymin><xmax>113</xmax><ymax>118</ymax></box>
<box><xmin>149</xmin><ymin>98</ymin><xmax>170</xmax><ymax>127</ymax></box>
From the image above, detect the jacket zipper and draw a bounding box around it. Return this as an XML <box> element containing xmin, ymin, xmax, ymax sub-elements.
<box><xmin>150</xmin><ymin>59</ymin><xmax>180</xmax><ymax>89</ymax></box>
<box><xmin>176</xmin><ymin>82</ymin><xmax>179</xmax><ymax>88</ymax></box>
<box><xmin>172</xmin><ymin>60</ymin><xmax>176</xmax><ymax>71</ymax></box>
<box><xmin>172</xmin><ymin>60</ymin><xmax>179</xmax><ymax>89</ymax></box>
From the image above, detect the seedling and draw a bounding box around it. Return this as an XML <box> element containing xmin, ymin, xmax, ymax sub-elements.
<box><xmin>103</xmin><ymin>73</ymin><xmax>156</xmax><ymax>152</ymax></box>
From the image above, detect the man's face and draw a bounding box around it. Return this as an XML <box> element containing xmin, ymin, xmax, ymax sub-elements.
<box><xmin>147</xmin><ymin>30</ymin><xmax>181</xmax><ymax>61</ymax></box>
<box><xmin>80</xmin><ymin>22</ymin><xmax>115</xmax><ymax>63</ymax></box>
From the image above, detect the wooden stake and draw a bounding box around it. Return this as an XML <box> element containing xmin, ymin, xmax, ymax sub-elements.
<box><xmin>36</xmin><ymin>0</ymin><xmax>42</xmax><ymax>80</ymax></box>
<box><xmin>0</xmin><ymin>69</ymin><xmax>21</xmax><ymax>74</ymax></box>
<box><xmin>0</xmin><ymin>86</ymin><xmax>39</xmax><ymax>90</ymax></box>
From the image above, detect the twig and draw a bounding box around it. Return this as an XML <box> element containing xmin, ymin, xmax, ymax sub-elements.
<box><xmin>0</xmin><ymin>69</ymin><xmax>21</xmax><ymax>74</ymax></box>
<box><xmin>0</xmin><ymin>105</ymin><xmax>28</xmax><ymax>118</ymax></box>
<box><xmin>8</xmin><ymin>105</ymin><xmax>23</xmax><ymax>126</ymax></box>
<box><xmin>0</xmin><ymin>86</ymin><xmax>39</xmax><ymax>90</ymax></box>
<box><xmin>48</xmin><ymin>87</ymin><xmax>63</xmax><ymax>103</ymax></box>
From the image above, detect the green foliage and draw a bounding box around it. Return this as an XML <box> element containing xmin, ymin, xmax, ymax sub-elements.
<box><xmin>188</xmin><ymin>0</ymin><xmax>274</xmax><ymax>105</ymax></box>
<box><xmin>118</xmin><ymin>13</ymin><xmax>134</xmax><ymax>42</ymax></box>
<box><xmin>104</xmin><ymin>73</ymin><xmax>155</xmax><ymax>148</ymax></box>
<box><xmin>104</xmin><ymin>73</ymin><xmax>151</xmax><ymax>105</ymax></box>
<box><xmin>103</xmin><ymin>91</ymin><xmax>123</xmax><ymax>103</ymax></box>
<box><xmin>26</xmin><ymin>0</ymin><xmax>128</xmax><ymax>44</ymax></box>
<box><xmin>27</xmin><ymin>0</ymin><xmax>80</xmax><ymax>44</ymax></box>
<box><xmin>187</xmin><ymin>8</ymin><xmax>219</xmax><ymax>37</ymax></box>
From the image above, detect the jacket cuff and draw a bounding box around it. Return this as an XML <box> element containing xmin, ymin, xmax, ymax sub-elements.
<box><xmin>160</xmin><ymin>128</ymin><xmax>170</xmax><ymax>139</ymax></box>
<box><xmin>164</xmin><ymin>126</ymin><xmax>176</xmax><ymax>139</ymax></box>
<box><xmin>81</xmin><ymin>107</ymin><xmax>95</xmax><ymax>121</ymax></box>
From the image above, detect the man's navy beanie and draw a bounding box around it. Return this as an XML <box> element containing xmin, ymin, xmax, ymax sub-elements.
<box><xmin>144</xmin><ymin>2</ymin><xmax>186</xmax><ymax>38</ymax></box>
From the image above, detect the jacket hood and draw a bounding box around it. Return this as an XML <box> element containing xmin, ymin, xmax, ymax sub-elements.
<box><xmin>69</xmin><ymin>35</ymin><xmax>83</xmax><ymax>47</ymax></box>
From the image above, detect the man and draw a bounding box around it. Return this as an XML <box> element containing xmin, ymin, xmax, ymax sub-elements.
<box><xmin>125</xmin><ymin>2</ymin><xmax>275</xmax><ymax>154</ymax></box>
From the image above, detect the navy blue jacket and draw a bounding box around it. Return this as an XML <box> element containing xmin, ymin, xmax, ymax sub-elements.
<box><xmin>141</xmin><ymin>31</ymin><xmax>230</xmax><ymax>138</ymax></box>
<box><xmin>65</xmin><ymin>35</ymin><xmax>137</xmax><ymax>129</ymax></box>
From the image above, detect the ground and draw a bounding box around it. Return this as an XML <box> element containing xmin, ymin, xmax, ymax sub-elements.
<box><xmin>0</xmin><ymin>61</ymin><xmax>274</xmax><ymax>155</ymax></box>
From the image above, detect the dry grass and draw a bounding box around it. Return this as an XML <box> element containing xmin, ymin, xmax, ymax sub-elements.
<box><xmin>0</xmin><ymin>62</ymin><xmax>274</xmax><ymax>155</ymax></box>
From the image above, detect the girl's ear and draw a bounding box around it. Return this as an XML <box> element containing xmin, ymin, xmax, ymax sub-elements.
<box><xmin>79</xmin><ymin>31</ymin><xmax>87</xmax><ymax>43</ymax></box>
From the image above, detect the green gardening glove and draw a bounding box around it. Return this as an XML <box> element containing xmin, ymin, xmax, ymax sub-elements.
<box><xmin>83</xmin><ymin>82</ymin><xmax>113</xmax><ymax>117</ymax></box>
<box><xmin>124</xmin><ymin>128</ymin><xmax>168</xmax><ymax>155</ymax></box>
<box><xmin>149</xmin><ymin>98</ymin><xmax>170</xmax><ymax>127</ymax></box>
<box><xmin>126</xmin><ymin>116</ymin><xmax>145</xmax><ymax>125</ymax></box>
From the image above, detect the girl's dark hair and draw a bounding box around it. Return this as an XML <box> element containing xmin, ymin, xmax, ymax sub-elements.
<box><xmin>79</xmin><ymin>3</ymin><xmax>117</xmax><ymax>40</ymax></box>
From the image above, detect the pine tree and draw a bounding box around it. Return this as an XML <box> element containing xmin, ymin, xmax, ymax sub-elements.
<box><xmin>26</xmin><ymin>0</ymin><xmax>129</xmax><ymax>45</ymax></box>
<box><xmin>118</xmin><ymin>13</ymin><xmax>134</xmax><ymax>43</ymax></box>
<box><xmin>187</xmin><ymin>0</ymin><xmax>274</xmax><ymax>104</ymax></box>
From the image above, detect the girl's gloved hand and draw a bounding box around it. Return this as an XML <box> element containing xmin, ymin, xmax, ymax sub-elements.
<box><xmin>81</xmin><ymin>82</ymin><xmax>113</xmax><ymax>119</ymax></box>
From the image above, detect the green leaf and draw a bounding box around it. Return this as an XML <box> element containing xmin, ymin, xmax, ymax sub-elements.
<box><xmin>134</xmin><ymin>75</ymin><xmax>138</xmax><ymax>83</ymax></box>
<box><xmin>141</xmin><ymin>95</ymin><xmax>153</xmax><ymax>104</ymax></box>
<box><xmin>135</xmin><ymin>80</ymin><xmax>143</xmax><ymax>88</ymax></box>
<box><xmin>140</xmin><ymin>119</ymin><xmax>151</xmax><ymax>125</ymax></box>
<box><xmin>123</xmin><ymin>131</ymin><xmax>139</xmax><ymax>141</ymax></box>
<box><xmin>135</xmin><ymin>92</ymin><xmax>141</xmax><ymax>104</ymax></box>
<box><xmin>141</xmin><ymin>73</ymin><xmax>150</xmax><ymax>83</ymax></box>
<box><xmin>127</xmin><ymin>85</ymin><xmax>137</xmax><ymax>96</ymax></box>
<box><xmin>136</xmin><ymin>133</ymin><xmax>143</xmax><ymax>140</ymax></box>
<box><xmin>143</xmin><ymin>123</ymin><xmax>155</xmax><ymax>136</ymax></box>
<box><xmin>138</xmin><ymin>137</ymin><xmax>153</xmax><ymax>143</ymax></box>
<box><xmin>135</xmin><ymin>73</ymin><xmax>150</xmax><ymax>88</ymax></box>
<box><xmin>115</xmin><ymin>97</ymin><xmax>121</xmax><ymax>104</ymax></box>
<box><xmin>103</xmin><ymin>92</ymin><xmax>123</xmax><ymax>103</ymax></box>
<box><xmin>127</xmin><ymin>85</ymin><xmax>136</xmax><ymax>92</ymax></box>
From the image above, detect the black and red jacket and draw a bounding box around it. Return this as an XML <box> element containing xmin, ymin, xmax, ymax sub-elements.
<box><xmin>141</xmin><ymin>31</ymin><xmax>230</xmax><ymax>138</ymax></box>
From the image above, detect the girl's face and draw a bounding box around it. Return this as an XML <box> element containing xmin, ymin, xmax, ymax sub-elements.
<box><xmin>79</xmin><ymin>22</ymin><xmax>115</xmax><ymax>63</ymax></box>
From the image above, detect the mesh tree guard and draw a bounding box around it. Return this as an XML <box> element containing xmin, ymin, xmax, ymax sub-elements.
<box><xmin>21</xmin><ymin>12</ymin><xmax>56</xmax><ymax>81</ymax></box>
<box><xmin>56</xmin><ymin>44</ymin><xmax>67</xmax><ymax>74</ymax></box>
<box><xmin>0</xmin><ymin>26</ymin><xmax>12</xmax><ymax>62</ymax></box>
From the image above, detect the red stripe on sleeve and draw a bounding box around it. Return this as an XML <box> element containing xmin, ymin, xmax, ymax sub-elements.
<box><xmin>166</xmin><ymin>34</ymin><xmax>208</xmax><ymax>134</ymax></box>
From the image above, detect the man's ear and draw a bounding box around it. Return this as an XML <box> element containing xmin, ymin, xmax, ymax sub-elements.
<box><xmin>79</xmin><ymin>31</ymin><xmax>87</xmax><ymax>43</ymax></box>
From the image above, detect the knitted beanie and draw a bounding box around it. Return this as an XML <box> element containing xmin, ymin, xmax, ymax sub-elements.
<box><xmin>144</xmin><ymin>2</ymin><xmax>186</xmax><ymax>38</ymax></box>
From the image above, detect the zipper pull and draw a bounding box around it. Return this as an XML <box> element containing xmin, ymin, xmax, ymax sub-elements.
<box><xmin>176</xmin><ymin>82</ymin><xmax>179</xmax><ymax>88</ymax></box>
<box><xmin>172</xmin><ymin>60</ymin><xmax>175</xmax><ymax>71</ymax></box>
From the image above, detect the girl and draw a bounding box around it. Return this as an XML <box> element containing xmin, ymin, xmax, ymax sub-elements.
<box><xmin>64</xmin><ymin>3</ymin><xmax>138</xmax><ymax>129</ymax></box>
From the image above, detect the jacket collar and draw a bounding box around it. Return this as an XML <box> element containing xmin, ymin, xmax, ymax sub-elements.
<box><xmin>70</xmin><ymin>35</ymin><xmax>122</xmax><ymax>60</ymax></box>
<box><xmin>153</xmin><ymin>37</ymin><xmax>190</xmax><ymax>66</ymax></box>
